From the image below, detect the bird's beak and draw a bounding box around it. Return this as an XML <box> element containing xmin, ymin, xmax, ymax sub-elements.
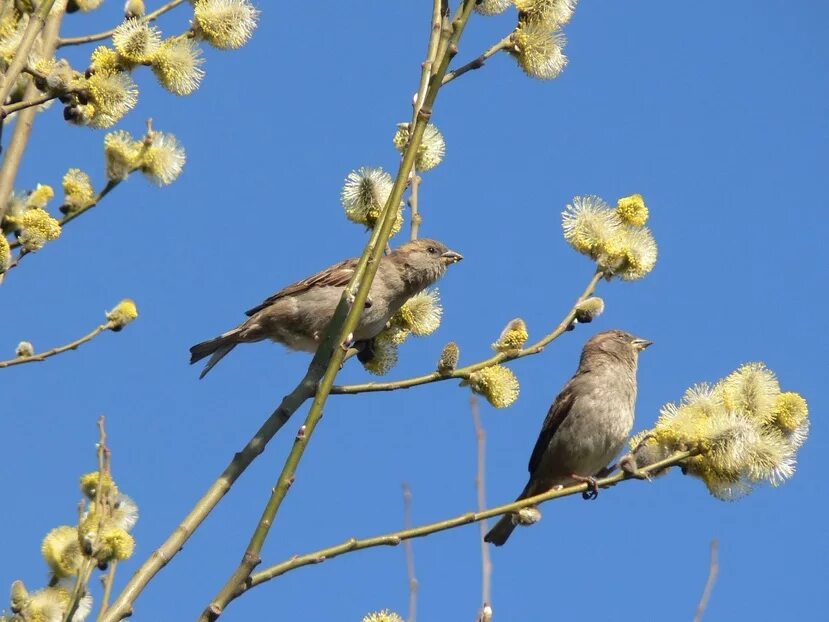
<box><xmin>632</xmin><ymin>338</ymin><xmax>653</xmax><ymax>351</ymax></box>
<box><xmin>440</xmin><ymin>250</ymin><xmax>463</xmax><ymax>264</ymax></box>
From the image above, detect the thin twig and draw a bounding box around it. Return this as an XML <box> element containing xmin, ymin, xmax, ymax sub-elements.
<box><xmin>57</xmin><ymin>0</ymin><xmax>187</xmax><ymax>47</ymax></box>
<box><xmin>408</xmin><ymin>173</ymin><xmax>422</xmax><ymax>241</ymax></box>
<box><xmin>97</xmin><ymin>561</ymin><xmax>118</xmax><ymax>621</ymax></box>
<box><xmin>331</xmin><ymin>269</ymin><xmax>603</xmax><ymax>394</ymax></box>
<box><xmin>0</xmin><ymin>322</ymin><xmax>113</xmax><ymax>369</ymax></box>
<box><xmin>402</xmin><ymin>484</ymin><xmax>418</xmax><ymax>622</ymax></box>
<box><xmin>470</xmin><ymin>397</ymin><xmax>492</xmax><ymax>622</ymax></box>
<box><xmin>245</xmin><ymin>450</ymin><xmax>697</xmax><ymax>590</ymax></box>
<box><xmin>403</xmin><ymin>482</ymin><xmax>419</xmax><ymax>622</ymax></box>
<box><xmin>197</xmin><ymin>4</ymin><xmax>481</xmax><ymax>621</ymax></box>
<box><xmin>693</xmin><ymin>539</ymin><xmax>720</xmax><ymax>622</ymax></box>
<box><xmin>0</xmin><ymin>92</ymin><xmax>59</xmax><ymax>118</ymax></box>
<box><xmin>442</xmin><ymin>35</ymin><xmax>513</xmax><ymax>86</ymax></box>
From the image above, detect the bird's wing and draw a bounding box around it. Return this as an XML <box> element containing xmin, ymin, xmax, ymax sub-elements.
<box><xmin>527</xmin><ymin>378</ymin><xmax>579</xmax><ymax>475</ymax></box>
<box><xmin>244</xmin><ymin>258</ymin><xmax>358</xmax><ymax>316</ymax></box>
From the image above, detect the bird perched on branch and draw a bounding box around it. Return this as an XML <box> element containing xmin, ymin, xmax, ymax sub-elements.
<box><xmin>485</xmin><ymin>329</ymin><xmax>652</xmax><ymax>546</ymax></box>
<box><xmin>190</xmin><ymin>238</ymin><xmax>463</xmax><ymax>378</ymax></box>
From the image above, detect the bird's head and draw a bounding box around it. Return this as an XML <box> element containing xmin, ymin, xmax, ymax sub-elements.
<box><xmin>391</xmin><ymin>238</ymin><xmax>463</xmax><ymax>292</ymax></box>
<box><xmin>581</xmin><ymin>329</ymin><xmax>652</xmax><ymax>368</ymax></box>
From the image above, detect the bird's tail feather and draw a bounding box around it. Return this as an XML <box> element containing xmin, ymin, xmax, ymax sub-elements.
<box><xmin>190</xmin><ymin>330</ymin><xmax>241</xmax><ymax>379</ymax></box>
<box><xmin>484</xmin><ymin>515</ymin><xmax>517</xmax><ymax>546</ymax></box>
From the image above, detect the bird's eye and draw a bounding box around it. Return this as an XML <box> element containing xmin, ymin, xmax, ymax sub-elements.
<box><xmin>427</xmin><ymin>246</ymin><xmax>437</xmax><ymax>255</ymax></box>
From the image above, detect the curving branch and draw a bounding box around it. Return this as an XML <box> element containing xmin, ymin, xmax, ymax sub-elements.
<box><xmin>0</xmin><ymin>321</ymin><xmax>114</xmax><ymax>369</ymax></box>
<box><xmin>243</xmin><ymin>450</ymin><xmax>696</xmax><ymax>591</ymax></box>
<box><xmin>56</xmin><ymin>0</ymin><xmax>188</xmax><ymax>47</ymax></box>
<box><xmin>442</xmin><ymin>35</ymin><xmax>514</xmax><ymax>86</ymax></box>
<box><xmin>331</xmin><ymin>269</ymin><xmax>604</xmax><ymax>395</ymax></box>
<box><xmin>0</xmin><ymin>92</ymin><xmax>60</xmax><ymax>119</ymax></box>
<box><xmin>693</xmin><ymin>539</ymin><xmax>720</xmax><ymax>622</ymax></box>
<box><xmin>198</xmin><ymin>3</ymin><xmax>482</xmax><ymax>621</ymax></box>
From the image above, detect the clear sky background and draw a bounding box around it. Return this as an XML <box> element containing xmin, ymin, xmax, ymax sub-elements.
<box><xmin>3</xmin><ymin>1</ymin><xmax>827</xmax><ymax>620</ymax></box>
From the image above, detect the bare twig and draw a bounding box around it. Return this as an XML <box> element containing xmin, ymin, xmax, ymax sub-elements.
<box><xmin>408</xmin><ymin>173</ymin><xmax>422</xmax><ymax>241</ymax></box>
<box><xmin>245</xmin><ymin>450</ymin><xmax>697</xmax><ymax>590</ymax></box>
<box><xmin>442</xmin><ymin>35</ymin><xmax>513</xmax><ymax>86</ymax></box>
<box><xmin>57</xmin><ymin>0</ymin><xmax>188</xmax><ymax>47</ymax></box>
<box><xmin>693</xmin><ymin>539</ymin><xmax>720</xmax><ymax>622</ymax></box>
<box><xmin>470</xmin><ymin>397</ymin><xmax>492</xmax><ymax>622</ymax></box>
<box><xmin>402</xmin><ymin>484</ymin><xmax>418</xmax><ymax>622</ymax></box>
<box><xmin>97</xmin><ymin>561</ymin><xmax>118</xmax><ymax>621</ymax></box>
<box><xmin>0</xmin><ymin>322</ymin><xmax>113</xmax><ymax>369</ymax></box>
<box><xmin>0</xmin><ymin>92</ymin><xmax>59</xmax><ymax>118</ymax></box>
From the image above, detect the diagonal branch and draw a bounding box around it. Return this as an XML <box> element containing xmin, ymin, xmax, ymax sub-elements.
<box><xmin>331</xmin><ymin>269</ymin><xmax>603</xmax><ymax>395</ymax></box>
<box><xmin>57</xmin><ymin>0</ymin><xmax>188</xmax><ymax>47</ymax></box>
<box><xmin>442</xmin><ymin>35</ymin><xmax>513</xmax><ymax>86</ymax></box>
<box><xmin>244</xmin><ymin>450</ymin><xmax>696</xmax><ymax>591</ymax></box>
<box><xmin>693</xmin><ymin>539</ymin><xmax>720</xmax><ymax>622</ymax></box>
<box><xmin>470</xmin><ymin>397</ymin><xmax>492</xmax><ymax>622</ymax></box>
<box><xmin>0</xmin><ymin>321</ymin><xmax>114</xmax><ymax>369</ymax></box>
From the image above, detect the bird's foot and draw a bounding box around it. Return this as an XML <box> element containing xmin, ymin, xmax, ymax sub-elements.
<box><xmin>619</xmin><ymin>454</ymin><xmax>651</xmax><ymax>480</ymax></box>
<box><xmin>570</xmin><ymin>474</ymin><xmax>600</xmax><ymax>500</ymax></box>
<box><xmin>340</xmin><ymin>332</ymin><xmax>355</xmax><ymax>352</ymax></box>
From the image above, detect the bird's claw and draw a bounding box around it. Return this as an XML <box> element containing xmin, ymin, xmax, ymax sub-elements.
<box><xmin>619</xmin><ymin>454</ymin><xmax>651</xmax><ymax>480</ymax></box>
<box><xmin>340</xmin><ymin>332</ymin><xmax>355</xmax><ymax>352</ymax></box>
<box><xmin>571</xmin><ymin>474</ymin><xmax>600</xmax><ymax>500</ymax></box>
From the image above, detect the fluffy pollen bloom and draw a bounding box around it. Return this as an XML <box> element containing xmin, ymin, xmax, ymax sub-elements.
<box><xmin>112</xmin><ymin>494</ymin><xmax>140</xmax><ymax>531</ymax></box>
<box><xmin>616</xmin><ymin>193</ymin><xmax>649</xmax><ymax>226</ymax></box>
<box><xmin>11</xmin><ymin>579</ymin><xmax>28</xmax><ymax>612</ymax></box>
<box><xmin>22</xmin><ymin>584</ymin><xmax>93</xmax><ymax>622</ymax></box>
<box><xmin>194</xmin><ymin>0</ymin><xmax>260</xmax><ymax>50</ymax></box>
<box><xmin>1</xmin><ymin>235</ymin><xmax>11</xmax><ymax>273</ymax></box>
<box><xmin>773</xmin><ymin>392</ymin><xmax>808</xmax><ymax>434</ymax></box>
<box><xmin>112</xmin><ymin>18</ymin><xmax>162</xmax><ymax>63</ymax></box>
<box><xmin>340</xmin><ymin>166</ymin><xmax>405</xmax><ymax>236</ymax></box>
<box><xmin>475</xmin><ymin>0</ymin><xmax>512</xmax><ymax>16</ymax></box>
<box><xmin>26</xmin><ymin>184</ymin><xmax>55</xmax><ymax>209</ymax></box>
<box><xmin>719</xmin><ymin>362</ymin><xmax>780</xmax><ymax>425</ymax></box>
<box><xmin>606</xmin><ymin>226</ymin><xmax>658</xmax><ymax>281</ymax></box>
<box><xmin>90</xmin><ymin>46</ymin><xmax>125</xmax><ymax>75</ymax></box>
<box><xmin>437</xmin><ymin>341</ymin><xmax>459</xmax><ymax>373</ymax></box>
<box><xmin>106</xmin><ymin>299</ymin><xmax>139</xmax><ymax>331</ymax></box>
<box><xmin>574</xmin><ymin>296</ymin><xmax>605</xmax><ymax>323</ymax></box>
<box><xmin>0</xmin><ymin>16</ymin><xmax>26</xmax><ymax>63</ymax></box>
<box><xmin>41</xmin><ymin>526</ymin><xmax>83</xmax><ymax>578</ymax></box>
<box><xmin>643</xmin><ymin>365</ymin><xmax>807</xmax><ymax>500</ymax></box>
<box><xmin>15</xmin><ymin>208</ymin><xmax>62</xmax><ymax>252</ymax></box>
<box><xmin>363</xmin><ymin>611</ymin><xmax>405</xmax><ymax>622</ymax></box>
<box><xmin>151</xmin><ymin>37</ymin><xmax>205</xmax><ymax>95</ymax></box>
<box><xmin>16</xmin><ymin>341</ymin><xmax>35</xmax><ymax>357</ymax></box>
<box><xmin>468</xmin><ymin>365</ymin><xmax>520</xmax><ymax>408</ymax></box>
<box><xmin>561</xmin><ymin>195</ymin><xmax>621</xmax><ymax>259</ymax></box>
<box><xmin>84</xmin><ymin>70</ymin><xmax>139</xmax><ymax>128</ymax></box>
<box><xmin>104</xmin><ymin>130</ymin><xmax>143</xmax><ymax>181</ymax></box>
<box><xmin>393</xmin><ymin>289</ymin><xmax>442</xmax><ymax>336</ymax></box>
<box><xmin>393</xmin><ymin>122</ymin><xmax>446</xmax><ymax>172</ymax></box>
<box><xmin>515</xmin><ymin>0</ymin><xmax>578</xmax><ymax>27</ymax></box>
<box><xmin>80</xmin><ymin>470</ymin><xmax>118</xmax><ymax>499</ymax></box>
<box><xmin>62</xmin><ymin>169</ymin><xmax>96</xmax><ymax>214</ymax></box>
<box><xmin>98</xmin><ymin>525</ymin><xmax>136</xmax><ymax>561</ymax></box>
<box><xmin>511</xmin><ymin>20</ymin><xmax>567</xmax><ymax>80</ymax></box>
<box><xmin>139</xmin><ymin>132</ymin><xmax>186</xmax><ymax>185</ymax></box>
<box><xmin>361</xmin><ymin>334</ymin><xmax>400</xmax><ymax>376</ymax></box>
<box><xmin>492</xmin><ymin>318</ymin><xmax>529</xmax><ymax>352</ymax></box>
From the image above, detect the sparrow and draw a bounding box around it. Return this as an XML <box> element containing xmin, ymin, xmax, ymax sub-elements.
<box><xmin>190</xmin><ymin>238</ymin><xmax>463</xmax><ymax>378</ymax></box>
<box><xmin>485</xmin><ymin>329</ymin><xmax>652</xmax><ymax>546</ymax></box>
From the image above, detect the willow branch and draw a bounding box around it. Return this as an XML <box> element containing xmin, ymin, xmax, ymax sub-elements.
<box><xmin>0</xmin><ymin>92</ymin><xmax>59</xmax><ymax>118</ymax></box>
<box><xmin>442</xmin><ymin>35</ymin><xmax>513</xmax><ymax>86</ymax></box>
<box><xmin>0</xmin><ymin>0</ymin><xmax>57</xmax><ymax>106</ymax></box>
<box><xmin>332</xmin><ymin>269</ymin><xmax>604</xmax><ymax>394</ymax></box>
<box><xmin>402</xmin><ymin>484</ymin><xmax>418</xmax><ymax>622</ymax></box>
<box><xmin>0</xmin><ymin>2</ymin><xmax>65</xmax><ymax>224</ymax></box>
<box><xmin>246</xmin><ymin>450</ymin><xmax>696</xmax><ymax>590</ymax></box>
<box><xmin>693</xmin><ymin>540</ymin><xmax>720</xmax><ymax>622</ymax></box>
<box><xmin>8</xmin><ymin>180</ymin><xmax>121</xmax><ymax>251</ymax></box>
<box><xmin>97</xmin><ymin>561</ymin><xmax>118</xmax><ymax>621</ymax></box>
<box><xmin>470</xmin><ymin>397</ymin><xmax>492</xmax><ymax>621</ymax></box>
<box><xmin>199</xmin><ymin>3</ymin><xmax>481</xmax><ymax>620</ymax></box>
<box><xmin>408</xmin><ymin>173</ymin><xmax>422</xmax><ymax>241</ymax></box>
<box><xmin>57</xmin><ymin>0</ymin><xmax>187</xmax><ymax>47</ymax></box>
<box><xmin>0</xmin><ymin>321</ymin><xmax>114</xmax><ymax>369</ymax></box>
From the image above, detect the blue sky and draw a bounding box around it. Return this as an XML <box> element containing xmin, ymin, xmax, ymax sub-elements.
<box><xmin>3</xmin><ymin>1</ymin><xmax>828</xmax><ymax>620</ymax></box>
